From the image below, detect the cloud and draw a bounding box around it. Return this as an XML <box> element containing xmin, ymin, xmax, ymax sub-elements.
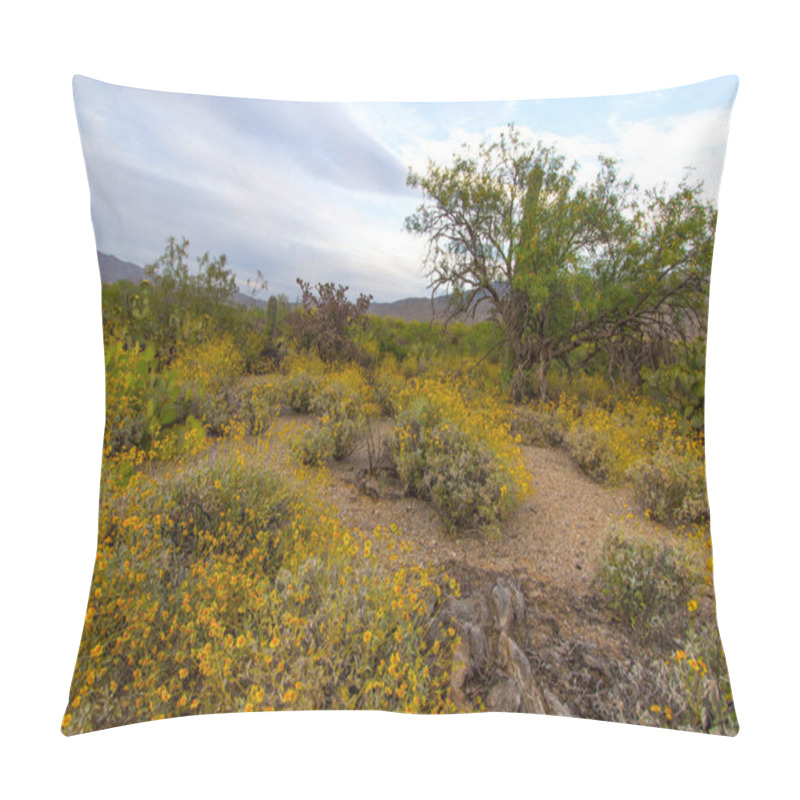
<box><xmin>605</xmin><ymin>106</ymin><xmax>733</xmax><ymax>200</ymax></box>
<box><xmin>73</xmin><ymin>77</ymin><xmax>735</xmax><ymax>302</ymax></box>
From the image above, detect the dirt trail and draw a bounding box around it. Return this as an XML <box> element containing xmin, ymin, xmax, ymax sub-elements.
<box><xmin>311</xmin><ymin>421</ymin><xmax>701</xmax><ymax>654</ymax></box>
<box><xmin>231</xmin><ymin>413</ymin><xmax>718</xmax><ymax>722</ymax></box>
<box><xmin>324</xmin><ymin>434</ymin><xmax>671</xmax><ymax>596</ymax></box>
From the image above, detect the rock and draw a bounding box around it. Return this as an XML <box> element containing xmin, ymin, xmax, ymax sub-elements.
<box><xmin>542</xmin><ymin>687</ymin><xmax>572</xmax><ymax>718</ymax></box>
<box><xmin>491</xmin><ymin>584</ymin><xmax>514</xmax><ymax>633</ymax></box>
<box><xmin>491</xmin><ymin>578</ymin><xmax>526</xmax><ymax>637</ymax></box>
<box><xmin>487</xmin><ymin>678</ymin><xmax>523</xmax><ymax>713</ymax></box>
<box><xmin>462</xmin><ymin>622</ymin><xmax>489</xmax><ymax>676</ymax></box>
<box><xmin>429</xmin><ymin>595</ymin><xmax>489</xmax><ymax>648</ymax></box>
<box><xmin>448</xmin><ymin>596</ymin><xmax>483</xmax><ymax>626</ymax></box>
<box><xmin>497</xmin><ymin>631</ymin><xmax>547</xmax><ymax>715</ymax></box>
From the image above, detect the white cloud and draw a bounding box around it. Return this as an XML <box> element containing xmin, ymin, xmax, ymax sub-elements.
<box><xmin>605</xmin><ymin>106</ymin><xmax>732</xmax><ymax>199</ymax></box>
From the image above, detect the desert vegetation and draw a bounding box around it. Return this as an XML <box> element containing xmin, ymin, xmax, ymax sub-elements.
<box><xmin>64</xmin><ymin>128</ymin><xmax>736</xmax><ymax>735</ymax></box>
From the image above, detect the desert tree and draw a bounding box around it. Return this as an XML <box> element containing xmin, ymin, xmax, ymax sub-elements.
<box><xmin>405</xmin><ymin>125</ymin><xmax>716</xmax><ymax>400</ymax></box>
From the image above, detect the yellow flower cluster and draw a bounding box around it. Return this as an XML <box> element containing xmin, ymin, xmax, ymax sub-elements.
<box><xmin>388</xmin><ymin>375</ymin><xmax>532</xmax><ymax>533</ymax></box>
<box><xmin>171</xmin><ymin>333</ymin><xmax>244</xmax><ymax>397</ymax></box>
<box><xmin>63</xmin><ymin>432</ymin><xmax>461</xmax><ymax>734</ymax></box>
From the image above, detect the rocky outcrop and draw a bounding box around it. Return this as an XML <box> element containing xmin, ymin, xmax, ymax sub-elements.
<box><xmin>433</xmin><ymin>575</ymin><xmax>571</xmax><ymax>717</ymax></box>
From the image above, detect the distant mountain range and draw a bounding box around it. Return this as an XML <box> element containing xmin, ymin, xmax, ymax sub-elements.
<box><xmin>97</xmin><ymin>251</ymin><xmax>490</xmax><ymax>324</ymax></box>
<box><xmin>369</xmin><ymin>294</ymin><xmax>490</xmax><ymax>324</ymax></box>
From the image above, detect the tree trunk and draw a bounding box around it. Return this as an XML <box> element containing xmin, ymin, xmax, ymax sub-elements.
<box><xmin>538</xmin><ymin>348</ymin><xmax>551</xmax><ymax>402</ymax></box>
<box><xmin>537</xmin><ymin>342</ymin><xmax>553</xmax><ymax>403</ymax></box>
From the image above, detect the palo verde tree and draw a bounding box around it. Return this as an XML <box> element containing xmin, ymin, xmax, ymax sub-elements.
<box><xmin>405</xmin><ymin>125</ymin><xmax>716</xmax><ymax>400</ymax></box>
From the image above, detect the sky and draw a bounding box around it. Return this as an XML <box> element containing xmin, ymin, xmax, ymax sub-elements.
<box><xmin>73</xmin><ymin>75</ymin><xmax>738</xmax><ymax>302</ymax></box>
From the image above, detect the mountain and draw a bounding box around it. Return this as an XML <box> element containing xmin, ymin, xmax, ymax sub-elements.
<box><xmin>369</xmin><ymin>295</ymin><xmax>491</xmax><ymax>324</ymax></box>
<box><xmin>97</xmin><ymin>252</ymin><xmax>265</xmax><ymax>308</ymax></box>
<box><xmin>98</xmin><ymin>252</ymin><xmax>145</xmax><ymax>284</ymax></box>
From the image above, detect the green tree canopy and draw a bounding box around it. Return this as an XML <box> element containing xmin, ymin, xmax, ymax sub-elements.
<box><xmin>405</xmin><ymin>125</ymin><xmax>716</xmax><ymax>399</ymax></box>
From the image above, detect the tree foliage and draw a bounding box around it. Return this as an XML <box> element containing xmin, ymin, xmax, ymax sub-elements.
<box><xmin>103</xmin><ymin>237</ymin><xmax>239</xmax><ymax>360</ymax></box>
<box><xmin>405</xmin><ymin>126</ymin><xmax>716</xmax><ymax>399</ymax></box>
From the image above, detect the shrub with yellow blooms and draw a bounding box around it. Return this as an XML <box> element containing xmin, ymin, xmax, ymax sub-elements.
<box><xmin>646</xmin><ymin>603</ymin><xmax>738</xmax><ymax>735</ymax></box>
<box><xmin>63</xmin><ymin>438</ymin><xmax>461</xmax><ymax>734</ymax></box>
<box><xmin>387</xmin><ymin>378</ymin><xmax>531</xmax><ymax>535</ymax></box>
<box><xmin>595</xmin><ymin>528</ymin><xmax>699</xmax><ymax>640</ymax></box>
<box><xmin>628</xmin><ymin>437</ymin><xmax>708</xmax><ymax>524</ymax></box>
<box><xmin>171</xmin><ymin>334</ymin><xmax>245</xmax><ymax>434</ymax></box>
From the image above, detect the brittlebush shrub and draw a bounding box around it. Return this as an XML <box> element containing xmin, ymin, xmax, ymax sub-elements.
<box><xmin>294</xmin><ymin>411</ymin><xmax>361</xmax><ymax>465</ymax></box>
<box><xmin>543</xmin><ymin>370</ymin><xmax>621</xmax><ymax>406</ymax></box>
<box><xmin>282</xmin><ymin>353</ymin><xmax>326</xmax><ymax>413</ymax></box>
<box><xmin>285</xmin><ymin>362</ymin><xmax>376</xmax><ymax>465</ymax></box>
<box><xmin>510</xmin><ymin>404</ymin><xmax>570</xmax><ymax>447</ymax></box>
<box><xmin>103</xmin><ymin>336</ymin><xmax>152</xmax><ymax>452</ymax></box>
<box><xmin>307</xmin><ymin>365</ymin><xmax>374</xmax><ymax>420</ymax></box>
<box><xmin>628</xmin><ymin>439</ymin><xmax>708</xmax><ymax>524</ymax></box>
<box><xmin>387</xmin><ymin>381</ymin><xmax>530</xmax><ymax>535</ymax></box>
<box><xmin>372</xmin><ymin>355</ymin><xmax>406</xmax><ymax>417</ymax></box>
<box><xmin>596</xmin><ymin>530</ymin><xmax>698</xmax><ymax>640</ymax></box>
<box><xmin>563</xmin><ymin>395</ymin><xmax>703</xmax><ymax>486</ymax></box>
<box><xmin>63</xmin><ymin>441</ymin><xmax>461</xmax><ymax>735</ymax></box>
<box><xmin>236</xmin><ymin>380</ymin><xmax>281</xmax><ymax>437</ymax></box>
<box><xmin>172</xmin><ymin>334</ymin><xmax>245</xmax><ymax>435</ymax></box>
<box><xmin>282</xmin><ymin>355</ymin><xmax>374</xmax><ymax>420</ymax></box>
<box><xmin>645</xmin><ymin>615</ymin><xmax>738</xmax><ymax>736</ymax></box>
<box><xmin>564</xmin><ymin>397</ymin><xmax>663</xmax><ymax>484</ymax></box>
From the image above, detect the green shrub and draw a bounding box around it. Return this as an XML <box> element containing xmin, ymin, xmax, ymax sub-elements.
<box><xmin>645</xmin><ymin>614</ymin><xmax>738</xmax><ymax>735</ymax></box>
<box><xmin>596</xmin><ymin>530</ymin><xmax>697</xmax><ymax>639</ymax></box>
<box><xmin>642</xmin><ymin>339</ymin><xmax>706</xmax><ymax>434</ymax></box>
<box><xmin>103</xmin><ymin>337</ymin><xmax>185</xmax><ymax>452</ymax></box>
<box><xmin>389</xmin><ymin>397</ymin><xmax>518</xmax><ymax>535</ymax></box>
<box><xmin>294</xmin><ymin>412</ymin><xmax>361</xmax><ymax>465</ymax></box>
<box><xmin>629</xmin><ymin>441</ymin><xmax>708</xmax><ymax>524</ymax></box>
<box><xmin>284</xmin><ymin>368</ymin><xmax>324</xmax><ymax>414</ymax></box>
<box><xmin>564</xmin><ymin>425</ymin><xmax>615</xmax><ymax>482</ymax></box>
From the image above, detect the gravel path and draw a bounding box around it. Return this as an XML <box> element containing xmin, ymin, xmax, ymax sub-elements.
<box><xmin>321</xmin><ymin>429</ymin><xmax>674</xmax><ymax>597</ymax></box>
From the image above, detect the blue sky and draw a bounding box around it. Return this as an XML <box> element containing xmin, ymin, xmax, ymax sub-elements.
<box><xmin>73</xmin><ymin>75</ymin><xmax>737</xmax><ymax>302</ymax></box>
